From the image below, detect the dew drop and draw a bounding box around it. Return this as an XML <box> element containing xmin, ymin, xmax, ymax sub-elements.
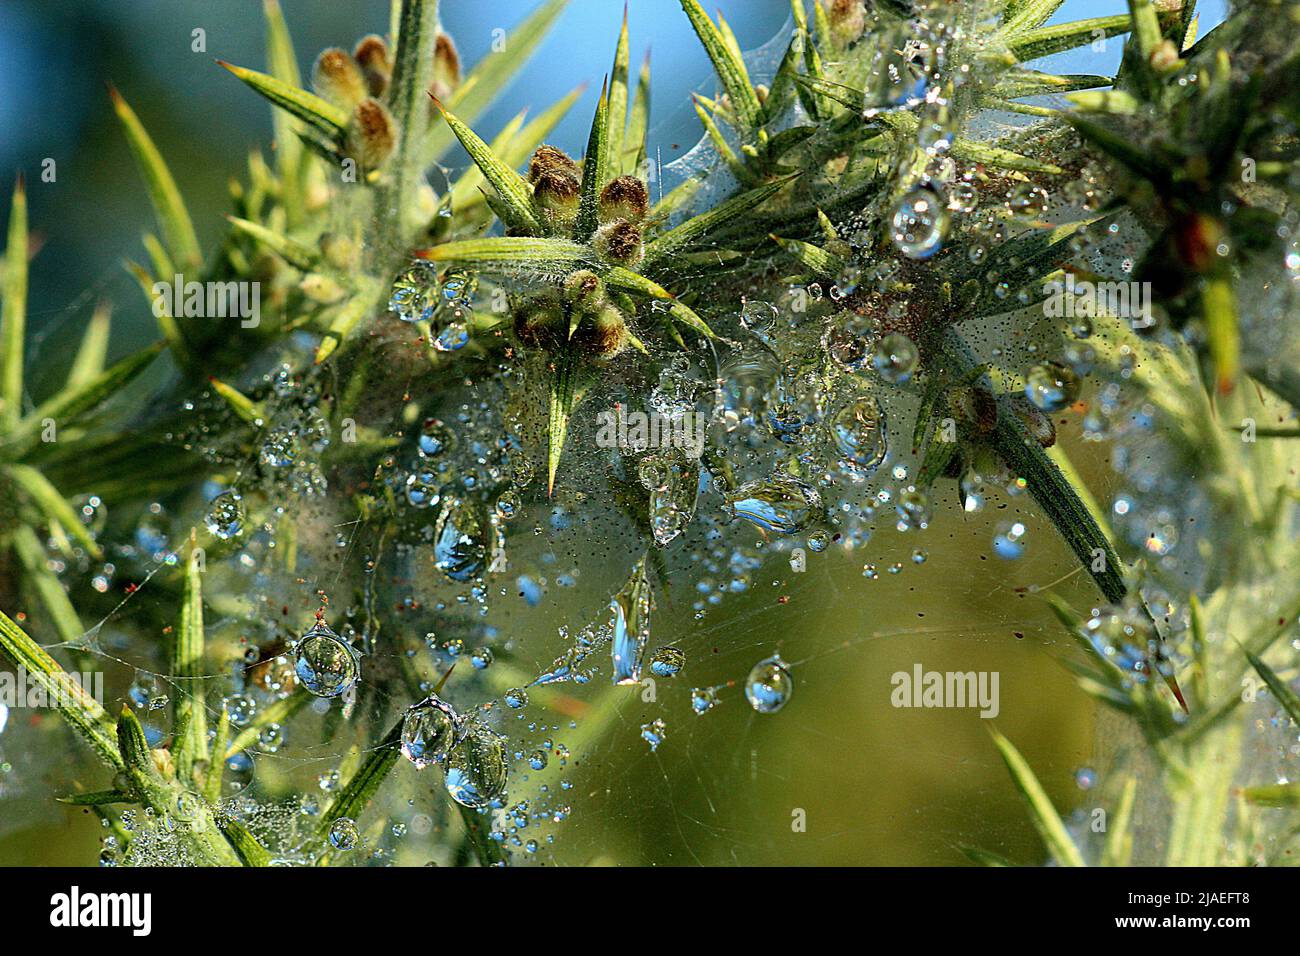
<box><xmin>649</xmin><ymin>645</ymin><xmax>686</xmax><ymax>678</ymax></box>
<box><xmin>889</xmin><ymin>185</ymin><xmax>949</xmax><ymax>259</ymax></box>
<box><xmin>294</xmin><ymin>622</ymin><xmax>361</xmax><ymax>698</ymax></box>
<box><xmin>745</xmin><ymin>656</ymin><xmax>793</xmax><ymax>714</ymax></box>
<box><xmin>328</xmin><ymin>817</ymin><xmax>359</xmax><ymax>851</ymax></box>
<box><xmin>401</xmin><ymin>695</ymin><xmax>459</xmax><ymax>769</ymax></box>
<box><xmin>444</xmin><ymin>724</ymin><xmax>509</xmax><ymax>809</ymax></box>
<box><xmin>203</xmin><ymin>490</ymin><xmax>244</xmax><ymax>540</ymax></box>
<box><xmin>1025</xmin><ymin>361</ymin><xmax>1081</xmax><ymax>412</ymax></box>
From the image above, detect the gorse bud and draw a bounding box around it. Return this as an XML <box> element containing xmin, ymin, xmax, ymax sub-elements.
<box><xmin>430</xmin><ymin>32</ymin><xmax>461</xmax><ymax>102</ymax></box>
<box><xmin>513</xmin><ymin>293</ymin><xmax>565</xmax><ymax>351</ymax></box>
<box><xmin>319</xmin><ymin>232</ymin><xmax>360</xmax><ymax>271</ymax></box>
<box><xmin>564</xmin><ymin>270</ymin><xmax>607</xmax><ymax>313</ymax></box>
<box><xmin>819</xmin><ymin>0</ymin><xmax>866</xmax><ymax>48</ymax></box>
<box><xmin>594</xmin><ymin>218</ymin><xmax>644</xmax><ymax>268</ymax></box>
<box><xmin>1009</xmin><ymin>395</ymin><xmax>1056</xmax><ymax>448</ymax></box>
<box><xmin>348</xmin><ymin>97</ymin><xmax>398</xmax><ymax>169</ymax></box>
<box><xmin>576</xmin><ymin>304</ymin><xmax>629</xmax><ymax>361</ymax></box>
<box><xmin>528</xmin><ymin>145</ymin><xmax>579</xmax><ymax>184</ymax></box>
<box><xmin>598</xmin><ymin>176</ymin><xmax>649</xmax><ymax>224</ymax></box>
<box><xmin>533</xmin><ymin>170</ymin><xmax>581</xmax><ymax>229</ymax></box>
<box><xmin>312</xmin><ymin>47</ymin><xmax>367</xmax><ymax>109</ymax></box>
<box><xmin>353</xmin><ymin>35</ymin><xmax>392</xmax><ymax>97</ymax></box>
<box><xmin>948</xmin><ymin>384</ymin><xmax>998</xmax><ymax>435</ymax></box>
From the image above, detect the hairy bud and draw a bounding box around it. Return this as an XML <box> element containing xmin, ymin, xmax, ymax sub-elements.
<box><xmin>348</xmin><ymin>98</ymin><xmax>398</xmax><ymax>169</ymax></box>
<box><xmin>594</xmin><ymin>218</ymin><xmax>644</xmax><ymax>268</ymax></box>
<box><xmin>533</xmin><ymin>170</ymin><xmax>581</xmax><ymax>229</ymax></box>
<box><xmin>598</xmin><ymin>176</ymin><xmax>649</xmax><ymax>224</ymax></box>
<box><xmin>564</xmin><ymin>270</ymin><xmax>607</xmax><ymax>312</ymax></box>
<box><xmin>430</xmin><ymin>32</ymin><xmax>461</xmax><ymax>102</ymax></box>
<box><xmin>353</xmin><ymin>35</ymin><xmax>392</xmax><ymax>97</ymax></box>
<box><xmin>312</xmin><ymin>48</ymin><xmax>367</xmax><ymax>109</ymax></box>
<box><xmin>819</xmin><ymin>0</ymin><xmax>866</xmax><ymax>48</ymax></box>
<box><xmin>513</xmin><ymin>294</ymin><xmax>565</xmax><ymax>351</ymax></box>
<box><xmin>576</xmin><ymin>305</ymin><xmax>629</xmax><ymax>361</ymax></box>
<box><xmin>528</xmin><ymin>144</ymin><xmax>580</xmax><ymax>184</ymax></box>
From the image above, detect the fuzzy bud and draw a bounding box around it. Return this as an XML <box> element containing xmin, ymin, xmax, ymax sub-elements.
<box><xmin>948</xmin><ymin>385</ymin><xmax>999</xmax><ymax>435</ymax></box>
<box><xmin>528</xmin><ymin>144</ymin><xmax>579</xmax><ymax>184</ymax></box>
<box><xmin>312</xmin><ymin>48</ymin><xmax>367</xmax><ymax>109</ymax></box>
<box><xmin>513</xmin><ymin>294</ymin><xmax>565</xmax><ymax>352</ymax></box>
<box><xmin>576</xmin><ymin>305</ymin><xmax>629</xmax><ymax>361</ymax></box>
<box><xmin>593</xmin><ymin>218</ymin><xmax>644</xmax><ymax>268</ymax></box>
<box><xmin>319</xmin><ymin>232</ymin><xmax>360</xmax><ymax>271</ymax></box>
<box><xmin>564</xmin><ymin>270</ymin><xmax>607</xmax><ymax>313</ymax></box>
<box><xmin>430</xmin><ymin>32</ymin><xmax>461</xmax><ymax>102</ymax></box>
<box><xmin>353</xmin><ymin>35</ymin><xmax>392</xmax><ymax>97</ymax></box>
<box><xmin>348</xmin><ymin>97</ymin><xmax>398</xmax><ymax>169</ymax></box>
<box><xmin>533</xmin><ymin>169</ymin><xmax>581</xmax><ymax>229</ymax></box>
<box><xmin>598</xmin><ymin>175</ymin><xmax>649</xmax><ymax>224</ymax></box>
<box><xmin>1009</xmin><ymin>395</ymin><xmax>1057</xmax><ymax>448</ymax></box>
<box><xmin>819</xmin><ymin>0</ymin><xmax>866</xmax><ymax>48</ymax></box>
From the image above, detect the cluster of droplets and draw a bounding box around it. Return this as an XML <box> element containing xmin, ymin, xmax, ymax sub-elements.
<box><xmin>388</xmin><ymin>262</ymin><xmax>477</xmax><ymax>352</ymax></box>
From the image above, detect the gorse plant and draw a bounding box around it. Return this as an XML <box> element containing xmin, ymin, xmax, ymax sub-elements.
<box><xmin>0</xmin><ymin>0</ymin><xmax>1297</xmax><ymax>866</ymax></box>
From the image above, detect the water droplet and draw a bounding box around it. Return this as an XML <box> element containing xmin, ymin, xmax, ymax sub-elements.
<box><xmin>1075</xmin><ymin>767</ymin><xmax>1097</xmax><ymax>790</ymax></box>
<box><xmin>640</xmin><ymin>718</ymin><xmax>667</xmax><ymax>751</ymax></box>
<box><xmin>889</xmin><ymin>185</ymin><xmax>948</xmax><ymax>259</ymax></box>
<box><xmin>328</xmin><ymin>817</ymin><xmax>359</xmax><ymax>851</ymax></box>
<box><xmin>444</xmin><ymin>724</ymin><xmax>509</xmax><ymax>809</ymax></box>
<box><xmin>829</xmin><ymin>394</ymin><xmax>887</xmax><ymax>471</ymax></box>
<box><xmin>389</xmin><ymin>262</ymin><xmax>439</xmax><ymax>323</ymax></box>
<box><xmin>259</xmin><ymin>426</ymin><xmax>297</xmax><ymax>467</ymax></box>
<box><xmin>203</xmin><ymin>490</ymin><xmax>244</xmax><ymax>540</ymax></box>
<box><xmin>992</xmin><ymin>521</ymin><xmax>1027</xmax><ymax>559</ymax></box>
<box><xmin>691</xmin><ymin>686</ymin><xmax>720</xmax><ymax>715</ymax></box>
<box><xmin>610</xmin><ymin>558</ymin><xmax>653</xmax><ymax>685</ymax></box>
<box><xmin>294</xmin><ymin>622</ymin><xmax>361</xmax><ymax>698</ymax></box>
<box><xmin>405</xmin><ymin>469</ymin><xmax>440</xmax><ymax>509</ymax></box>
<box><xmin>649</xmin><ymin>645</ymin><xmax>686</xmax><ymax>678</ymax></box>
<box><xmin>726</xmin><ymin>477</ymin><xmax>822</xmax><ymax>535</ymax></box>
<box><xmin>417</xmin><ymin>418</ymin><xmax>454</xmax><ymax>457</ymax></box>
<box><xmin>434</xmin><ymin>497</ymin><xmax>487</xmax><ymax>581</ymax></box>
<box><xmin>1025</xmin><ymin>361</ymin><xmax>1080</xmax><ymax>412</ymax></box>
<box><xmin>872</xmin><ymin>332</ymin><xmax>919</xmax><ymax>384</ymax></box>
<box><xmin>433</xmin><ymin>320</ymin><xmax>469</xmax><ymax>352</ymax></box>
<box><xmin>504</xmin><ymin>687</ymin><xmax>529</xmax><ymax>709</ymax></box>
<box><xmin>401</xmin><ymin>695</ymin><xmax>460</xmax><ymax>769</ymax></box>
<box><xmin>745</xmin><ymin>655</ymin><xmax>793</xmax><ymax>714</ymax></box>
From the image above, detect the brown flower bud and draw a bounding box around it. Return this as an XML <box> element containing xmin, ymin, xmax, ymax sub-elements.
<box><xmin>598</xmin><ymin>175</ymin><xmax>649</xmax><ymax>224</ymax></box>
<box><xmin>948</xmin><ymin>385</ymin><xmax>999</xmax><ymax>435</ymax></box>
<box><xmin>353</xmin><ymin>35</ymin><xmax>392</xmax><ymax>97</ymax></box>
<box><xmin>533</xmin><ymin>169</ymin><xmax>581</xmax><ymax>229</ymax></box>
<box><xmin>513</xmin><ymin>294</ymin><xmax>565</xmax><ymax>351</ymax></box>
<box><xmin>564</xmin><ymin>270</ymin><xmax>607</xmax><ymax>312</ymax></box>
<box><xmin>528</xmin><ymin>144</ymin><xmax>579</xmax><ymax>184</ymax></box>
<box><xmin>594</xmin><ymin>218</ymin><xmax>644</xmax><ymax>268</ymax></box>
<box><xmin>348</xmin><ymin>98</ymin><xmax>398</xmax><ymax>169</ymax></box>
<box><xmin>312</xmin><ymin>48</ymin><xmax>367</xmax><ymax>109</ymax></box>
<box><xmin>430</xmin><ymin>32</ymin><xmax>461</xmax><ymax>101</ymax></box>
<box><xmin>819</xmin><ymin>0</ymin><xmax>866</xmax><ymax>48</ymax></box>
<box><xmin>1009</xmin><ymin>395</ymin><xmax>1057</xmax><ymax>448</ymax></box>
<box><xmin>576</xmin><ymin>305</ymin><xmax>628</xmax><ymax>361</ymax></box>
